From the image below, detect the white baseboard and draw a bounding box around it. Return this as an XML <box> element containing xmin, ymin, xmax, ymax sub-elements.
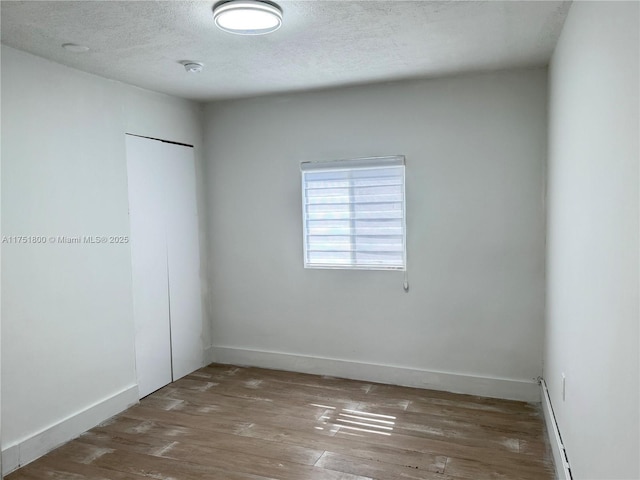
<box><xmin>211</xmin><ymin>346</ymin><xmax>540</xmax><ymax>402</ymax></box>
<box><xmin>2</xmin><ymin>385</ymin><xmax>139</xmax><ymax>475</ymax></box>
<box><xmin>541</xmin><ymin>379</ymin><xmax>572</xmax><ymax>480</ymax></box>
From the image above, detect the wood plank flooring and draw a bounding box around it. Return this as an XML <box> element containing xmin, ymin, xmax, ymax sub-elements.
<box><xmin>7</xmin><ymin>364</ymin><xmax>555</xmax><ymax>480</ymax></box>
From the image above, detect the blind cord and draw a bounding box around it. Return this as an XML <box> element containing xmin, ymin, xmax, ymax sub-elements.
<box><xmin>403</xmin><ymin>269</ymin><xmax>409</xmax><ymax>293</ymax></box>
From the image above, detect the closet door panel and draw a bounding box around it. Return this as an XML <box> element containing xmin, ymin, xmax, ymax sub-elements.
<box><xmin>163</xmin><ymin>143</ymin><xmax>204</xmax><ymax>380</ymax></box>
<box><xmin>125</xmin><ymin>135</ymin><xmax>172</xmax><ymax>398</ymax></box>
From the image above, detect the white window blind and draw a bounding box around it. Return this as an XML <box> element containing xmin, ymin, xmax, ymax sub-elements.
<box><xmin>301</xmin><ymin>156</ymin><xmax>406</xmax><ymax>270</ymax></box>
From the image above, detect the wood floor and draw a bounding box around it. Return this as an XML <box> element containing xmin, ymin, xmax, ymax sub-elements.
<box><xmin>7</xmin><ymin>363</ymin><xmax>555</xmax><ymax>480</ymax></box>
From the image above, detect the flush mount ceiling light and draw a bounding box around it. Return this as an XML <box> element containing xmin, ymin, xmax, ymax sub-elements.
<box><xmin>213</xmin><ymin>0</ymin><xmax>282</xmax><ymax>35</ymax></box>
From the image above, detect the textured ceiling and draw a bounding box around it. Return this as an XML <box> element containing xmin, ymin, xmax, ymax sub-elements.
<box><xmin>1</xmin><ymin>1</ymin><xmax>570</xmax><ymax>101</ymax></box>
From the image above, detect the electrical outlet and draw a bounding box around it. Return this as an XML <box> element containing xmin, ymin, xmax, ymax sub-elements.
<box><xmin>562</xmin><ymin>373</ymin><xmax>566</xmax><ymax>401</ymax></box>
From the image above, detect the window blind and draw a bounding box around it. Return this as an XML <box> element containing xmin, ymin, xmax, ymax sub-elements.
<box><xmin>301</xmin><ymin>156</ymin><xmax>406</xmax><ymax>270</ymax></box>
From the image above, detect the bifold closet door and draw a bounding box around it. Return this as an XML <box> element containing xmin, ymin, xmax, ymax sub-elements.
<box><xmin>126</xmin><ymin>134</ymin><xmax>203</xmax><ymax>398</ymax></box>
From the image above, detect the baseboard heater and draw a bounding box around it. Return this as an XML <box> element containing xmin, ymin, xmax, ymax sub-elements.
<box><xmin>540</xmin><ymin>378</ymin><xmax>573</xmax><ymax>480</ymax></box>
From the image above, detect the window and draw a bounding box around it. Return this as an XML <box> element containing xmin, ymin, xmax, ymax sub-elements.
<box><xmin>301</xmin><ymin>156</ymin><xmax>406</xmax><ymax>270</ymax></box>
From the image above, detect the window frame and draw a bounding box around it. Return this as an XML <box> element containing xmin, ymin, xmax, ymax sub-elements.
<box><xmin>300</xmin><ymin>155</ymin><xmax>407</xmax><ymax>271</ymax></box>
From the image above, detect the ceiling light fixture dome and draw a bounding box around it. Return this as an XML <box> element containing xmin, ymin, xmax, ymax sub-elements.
<box><xmin>213</xmin><ymin>0</ymin><xmax>282</xmax><ymax>35</ymax></box>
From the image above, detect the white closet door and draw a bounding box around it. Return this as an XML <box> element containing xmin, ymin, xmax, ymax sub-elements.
<box><xmin>125</xmin><ymin>135</ymin><xmax>203</xmax><ymax>398</ymax></box>
<box><xmin>126</xmin><ymin>135</ymin><xmax>172</xmax><ymax>398</ymax></box>
<box><xmin>163</xmin><ymin>142</ymin><xmax>204</xmax><ymax>381</ymax></box>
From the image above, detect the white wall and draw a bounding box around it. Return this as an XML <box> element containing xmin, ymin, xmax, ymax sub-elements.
<box><xmin>204</xmin><ymin>69</ymin><xmax>548</xmax><ymax>401</ymax></box>
<box><xmin>0</xmin><ymin>46</ymin><xmax>207</xmax><ymax>473</ymax></box>
<box><xmin>545</xmin><ymin>2</ymin><xmax>639</xmax><ymax>479</ymax></box>
<box><xmin>0</xmin><ymin>43</ymin><xmax>3</xmax><ymax>479</ymax></box>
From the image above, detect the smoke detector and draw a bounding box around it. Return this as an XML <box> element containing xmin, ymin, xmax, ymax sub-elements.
<box><xmin>183</xmin><ymin>62</ymin><xmax>204</xmax><ymax>73</ymax></box>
